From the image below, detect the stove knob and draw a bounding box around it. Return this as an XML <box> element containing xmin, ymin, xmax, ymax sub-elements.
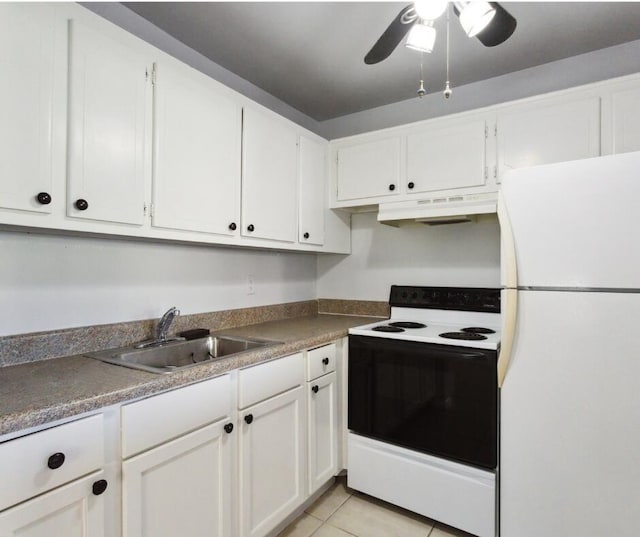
<box><xmin>411</xmin><ymin>292</ymin><xmax>418</xmax><ymax>299</ymax></box>
<box><xmin>401</xmin><ymin>292</ymin><xmax>408</xmax><ymax>299</ymax></box>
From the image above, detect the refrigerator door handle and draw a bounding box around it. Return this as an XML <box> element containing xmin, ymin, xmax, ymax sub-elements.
<box><xmin>498</xmin><ymin>191</ymin><xmax>518</xmax><ymax>387</ymax></box>
<box><xmin>498</xmin><ymin>191</ymin><xmax>518</xmax><ymax>289</ymax></box>
<box><xmin>498</xmin><ymin>288</ymin><xmax>517</xmax><ymax>387</ymax></box>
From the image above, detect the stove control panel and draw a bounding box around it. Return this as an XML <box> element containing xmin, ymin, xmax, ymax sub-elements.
<box><xmin>389</xmin><ymin>286</ymin><xmax>501</xmax><ymax>313</ymax></box>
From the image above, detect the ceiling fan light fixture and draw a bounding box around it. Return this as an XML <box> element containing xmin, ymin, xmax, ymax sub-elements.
<box><xmin>414</xmin><ymin>0</ymin><xmax>448</xmax><ymax>21</ymax></box>
<box><xmin>457</xmin><ymin>1</ymin><xmax>496</xmax><ymax>37</ymax></box>
<box><xmin>405</xmin><ymin>21</ymin><xmax>436</xmax><ymax>53</ymax></box>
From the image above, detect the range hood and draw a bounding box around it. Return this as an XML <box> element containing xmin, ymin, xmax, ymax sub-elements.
<box><xmin>377</xmin><ymin>192</ymin><xmax>498</xmax><ymax>226</ymax></box>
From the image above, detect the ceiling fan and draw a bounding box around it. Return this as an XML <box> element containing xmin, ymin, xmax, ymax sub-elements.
<box><xmin>364</xmin><ymin>1</ymin><xmax>517</xmax><ymax>65</ymax></box>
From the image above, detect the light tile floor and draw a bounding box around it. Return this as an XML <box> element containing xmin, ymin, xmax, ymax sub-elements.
<box><xmin>277</xmin><ymin>477</ymin><xmax>475</xmax><ymax>537</ymax></box>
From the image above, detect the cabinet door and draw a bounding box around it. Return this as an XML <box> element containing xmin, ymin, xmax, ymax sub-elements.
<box><xmin>298</xmin><ymin>136</ymin><xmax>326</xmax><ymax>246</ymax></box>
<box><xmin>611</xmin><ymin>87</ymin><xmax>640</xmax><ymax>154</ymax></box>
<box><xmin>152</xmin><ymin>60</ymin><xmax>241</xmax><ymax>235</ymax></box>
<box><xmin>497</xmin><ymin>97</ymin><xmax>600</xmax><ymax>181</ymax></box>
<box><xmin>67</xmin><ymin>19</ymin><xmax>150</xmax><ymax>225</ymax></box>
<box><xmin>308</xmin><ymin>372</ymin><xmax>338</xmax><ymax>495</ymax></box>
<box><xmin>0</xmin><ymin>3</ymin><xmax>56</xmax><ymax>214</ymax></box>
<box><xmin>407</xmin><ymin>119</ymin><xmax>487</xmax><ymax>194</ymax></box>
<box><xmin>336</xmin><ymin>137</ymin><xmax>401</xmax><ymax>201</ymax></box>
<box><xmin>123</xmin><ymin>420</ymin><xmax>234</xmax><ymax>537</ymax></box>
<box><xmin>241</xmin><ymin>107</ymin><xmax>297</xmax><ymax>242</ymax></box>
<box><xmin>0</xmin><ymin>471</ymin><xmax>105</xmax><ymax>537</ymax></box>
<box><xmin>239</xmin><ymin>386</ymin><xmax>305</xmax><ymax>537</ymax></box>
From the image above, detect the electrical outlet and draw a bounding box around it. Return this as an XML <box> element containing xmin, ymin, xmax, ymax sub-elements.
<box><xmin>247</xmin><ymin>274</ymin><xmax>255</xmax><ymax>295</ymax></box>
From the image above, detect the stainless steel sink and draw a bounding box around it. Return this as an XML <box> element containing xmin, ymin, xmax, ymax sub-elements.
<box><xmin>86</xmin><ymin>335</ymin><xmax>280</xmax><ymax>374</ymax></box>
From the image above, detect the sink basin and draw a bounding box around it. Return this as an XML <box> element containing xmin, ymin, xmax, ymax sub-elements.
<box><xmin>86</xmin><ymin>335</ymin><xmax>280</xmax><ymax>374</ymax></box>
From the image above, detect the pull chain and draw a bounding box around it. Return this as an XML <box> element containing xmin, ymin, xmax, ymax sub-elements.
<box><xmin>444</xmin><ymin>7</ymin><xmax>452</xmax><ymax>99</ymax></box>
<box><xmin>417</xmin><ymin>52</ymin><xmax>426</xmax><ymax>98</ymax></box>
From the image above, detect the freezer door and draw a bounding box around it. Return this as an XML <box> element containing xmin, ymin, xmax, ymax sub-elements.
<box><xmin>500</xmin><ymin>290</ymin><xmax>640</xmax><ymax>537</ymax></box>
<box><xmin>500</xmin><ymin>151</ymin><xmax>640</xmax><ymax>289</ymax></box>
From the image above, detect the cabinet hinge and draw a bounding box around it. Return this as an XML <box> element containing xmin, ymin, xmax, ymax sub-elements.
<box><xmin>494</xmin><ymin>124</ymin><xmax>498</xmax><ymax>137</ymax></box>
<box><xmin>484</xmin><ymin>166</ymin><xmax>488</xmax><ymax>180</ymax></box>
<box><xmin>143</xmin><ymin>203</ymin><xmax>147</xmax><ymax>216</ymax></box>
<box><xmin>493</xmin><ymin>166</ymin><xmax>498</xmax><ymax>179</ymax></box>
<box><xmin>151</xmin><ymin>64</ymin><xmax>157</xmax><ymax>86</ymax></box>
<box><xmin>150</xmin><ymin>203</ymin><xmax>155</xmax><ymax>217</ymax></box>
<box><xmin>484</xmin><ymin>125</ymin><xmax>488</xmax><ymax>139</ymax></box>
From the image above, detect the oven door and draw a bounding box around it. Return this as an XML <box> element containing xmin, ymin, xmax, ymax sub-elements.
<box><xmin>348</xmin><ymin>335</ymin><xmax>497</xmax><ymax>469</ymax></box>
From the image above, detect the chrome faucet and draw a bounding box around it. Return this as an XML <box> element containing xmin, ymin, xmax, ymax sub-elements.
<box><xmin>156</xmin><ymin>307</ymin><xmax>180</xmax><ymax>342</ymax></box>
<box><xmin>135</xmin><ymin>307</ymin><xmax>183</xmax><ymax>349</ymax></box>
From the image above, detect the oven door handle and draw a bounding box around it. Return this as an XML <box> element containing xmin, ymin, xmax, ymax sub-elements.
<box><xmin>458</xmin><ymin>352</ymin><xmax>487</xmax><ymax>359</ymax></box>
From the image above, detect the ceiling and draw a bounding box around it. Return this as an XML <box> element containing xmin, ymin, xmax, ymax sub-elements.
<box><xmin>123</xmin><ymin>2</ymin><xmax>640</xmax><ymax>121</ymax></box>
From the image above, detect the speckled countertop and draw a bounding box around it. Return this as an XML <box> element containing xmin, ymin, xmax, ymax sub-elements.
<box><xmin>0</xmin><ymin>314</ymin><xmax>375</xmax><ymax>437</ymax></box>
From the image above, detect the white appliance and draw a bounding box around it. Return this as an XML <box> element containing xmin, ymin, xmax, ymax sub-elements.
<box><xmin>348</xmin><ymin>286</ymin><xmax>501</xmax><ymax>537</ymax></box>
<box><xmin>498</xmin><ymin>151</ymin><xmax>640</xmax><ymax>537</ymax></box>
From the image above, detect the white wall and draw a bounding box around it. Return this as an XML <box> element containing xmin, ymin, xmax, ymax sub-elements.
<box><xmin>317</xmin><ymin>212</ymin><xmax>500</xmax><ymax>301</ymax></box>
<box><xmin>0</xmin><ymin>230</ymin><xmax>317</xmax><ymax>337</ymax></box>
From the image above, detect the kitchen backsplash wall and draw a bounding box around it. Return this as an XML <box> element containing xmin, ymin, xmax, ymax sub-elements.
<box><xmin>0</xmin><ymin>230</ymin><xmax>317</xmax><ymax>337</ymax></box>
<box><xmin>317</xmin><ymin>212</ymin><xmax>501</xmax><ymax>301</ymax></box>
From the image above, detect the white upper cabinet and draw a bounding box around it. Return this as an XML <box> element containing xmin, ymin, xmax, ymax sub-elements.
<box><xmin>610</xmin><ymin>86</ymin><xmax>640</xmax><ymax>154</ymax></box>
<box><xmin>336</xmin><ymin>136</ymin><xmax>402</xmax><ymax>201</ymax></box>
<box><xmin>496</xmin><ymin>96</ymin><xmax>601</xmax><ymax>181</ymax></box>
<box><xmin>0</xmin><ymin>4</ymin><xmax>57</xmax><ymax>214</ymax></box>
<box><xmin>241</xmin><ymin>107</ymin><xmax>298</xmax><ymax>242</ymax></box>
<box><xmin>406</xmin><ymin>117</ymin><xmax>488</xmax><ymax>194</ymax></box>
<box><xmin>67</xmin><ymin>18</ymin><xmax>150</xmax><ymax>225</ymax></box>
<box><xmin>151</xmin><ymin>59</ymin><xmax>241</xmax><ymax>236</ymax></box>
<box><xmin>298</xmin><ymin>136</ymin><xmax>326</xmax><ymax>246</ymax></box>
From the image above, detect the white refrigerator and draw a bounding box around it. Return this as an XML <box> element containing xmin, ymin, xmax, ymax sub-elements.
<box><xmin>497</xmin><ymin>151</ymin><xmax>640</xmax><ymax>537</ymax></box>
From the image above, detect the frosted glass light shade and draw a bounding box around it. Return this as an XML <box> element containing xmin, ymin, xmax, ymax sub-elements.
<box><xmin>459</xmin><ymin>1</ymin><xmax>496</xmax><ymax>37</ymax></box>
<box><xmin>405</xmin><ymin>22</ymin><xmax>437</xmax><ymax>53</ymax></box>
<box><xmin>414</xmin><ymin>0</ymin><xmax>448</xmax><ymax>21</ymax></box>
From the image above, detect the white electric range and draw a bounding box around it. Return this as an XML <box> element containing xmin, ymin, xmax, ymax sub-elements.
<box><xmin>347</xmin><ymin>285</ymin><xmax>501</xmax><ymax>537</ymax></box>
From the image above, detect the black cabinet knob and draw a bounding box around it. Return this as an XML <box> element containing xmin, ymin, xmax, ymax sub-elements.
<box><xmin>244</xmin><ymin>414</ymin><xmax>253</xmax><ymax>425</ymax></box>
<box><xmin>312</xmin><ymin>385</ymin><xmax>319</xmax><ymax>394</ymax></box>
<box><xmin>229</xmin><ymin>222</ymin><xmax>237</xmax><ymax>231</ymax></box>
<box><xmin>388</xmin><ymin>184</ymin><xmax>395</xmax><ymax>191</ymax></box>
<box><xmin>303</xmin><ymin>232</ymin><xmax>310</xmax><ymax>239</ymax></box>
<box><xmin>92</xmin><ymin>479</ymin><xmax>108</xmax><ymax>496</ymax></box>
<box><xmin>74</xmin><ymin>199</ymin><xmax>89</xmax><ymax>211</ymax></box>
<box><xmin>36</xmin><ymin>192</ymin><xmax>52</xmax><ymax>205</ymax></box>
<box><xmin>224</xmin><ymin>423</ymin><xmax>234</xmax><ymax>434</ymax></box>
<box><xmin>322</xmin><ymin>357</ymin><xmax>329</xmax><ymax>365</ymax></box>
<box><xmin>408</xmin><ymin>182</ymin><xmax>415</xmax><ymax>189</ymax></box>
<box><xmin>47</xmin><ymin>452</ymin><xmax>65</xmax><ymax>470</ymax></box>
<box><xmin>247</xmin><ymin>224</ymin><xmax>255</xmax><ymax>232</ymax></box>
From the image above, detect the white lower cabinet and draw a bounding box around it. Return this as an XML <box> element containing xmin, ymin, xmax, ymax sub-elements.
<box><xmin>239</xmin><ymin>388</ymin><xmax>306</xmax><ymax>537</ymax></box>
<box><xmin>120</xmin><ymin>374</ymin><xmax>236</xmax><ymax>537</ymax></box>
<box><xmin>122</xmin><ymin>420</ymin><xmax>234</xmax><ymax>537</ymax></box>
<box><xmin>0</xmin><ymin>414</ymin><xmax>107</xmax><ymax>537</ymax></box>
<box><xmin>308</xmin><ymin>371</ymin><xmax>338</xmax><ymax>495</ymax></box>
<box><xmin>0</xmin><ymin>471</ymin><xmax>106</xmax><ymax>537</ymax></box>
<box><xmin>238</xmin><ymin>353</ymin><xmax>306</xmax><ymax>537</ymax></box>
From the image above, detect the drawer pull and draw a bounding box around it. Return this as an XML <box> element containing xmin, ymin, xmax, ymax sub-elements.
<box><xmin>312</xmin><ymin>385</ymin><xmax>319</xmax><ymax>394</ymax></box>
<box><xmin>92</xmin><ymin>479</ymin><xmax>108</xmax><ymax>496</ymax></box>
<box><xmin>322</xmin><ymin>357</ymin><xmax>330</xmax><ymax>365</ymax></box>
<box><xmin>36</xmin><ymin>192</ymin><xmax>52</xmax><ymax>205</ymax></box>
<box><xmin>244</xmin><ymin>414</ymin><xmax>253</xmax><ymax>425</ymax></box>
<box><xmin>47</xmin><ymin>452</ymin><xmax>65</xmax><ymax>470</ymax></box>
<box><xmin>224</xmin><ymin>423</ymin><xmax>234</xmax><ymax>434</ymax></box>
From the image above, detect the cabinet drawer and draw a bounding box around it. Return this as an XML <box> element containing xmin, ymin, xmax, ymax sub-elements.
<box><xmin>238</xmin><ymin>353</ymin><xmax>303</xmax><ymax>409</ymax></box>
<box><xmin>0</xmin><ymin>414</ymin><xmax>104</xmax><ymax>511</ymax></box>
<box><xmin>122</xmin><ymin>374</ymin><xmax>232</xmax><ymax>458</ymax></box>
<box><xmin>307</xmin><ymin>344</ymin><xmax>336</xmax><ymax>381</ymax></box>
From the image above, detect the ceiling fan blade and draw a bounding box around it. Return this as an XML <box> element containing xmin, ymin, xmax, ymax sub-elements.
<box><xmin>475</xmin><ymin>2</ymin><xmax>517</xmax><ymax>47</ymax></box>
<box><xmin>364</xmin><ymin>4</ymin><xmax>417</xmax><ymax>65</ymax></box>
